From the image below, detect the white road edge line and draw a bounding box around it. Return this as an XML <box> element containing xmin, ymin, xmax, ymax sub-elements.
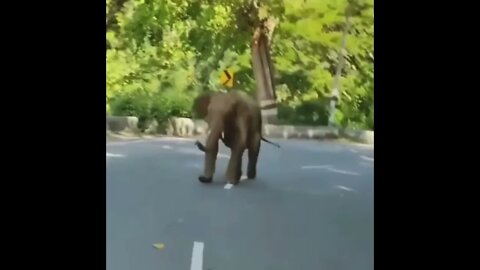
<box><xmin>190</xmin><ymin>241</ymin><xmax>204</xmax><ymax>270</ymax></box>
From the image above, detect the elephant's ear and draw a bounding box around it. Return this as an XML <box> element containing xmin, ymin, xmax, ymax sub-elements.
<box><xmin>192</xmin><ymin>92</ymin><xmax>212</xmax><ymax>119</ymax></box>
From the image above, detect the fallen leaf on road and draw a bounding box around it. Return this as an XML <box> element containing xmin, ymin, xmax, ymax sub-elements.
<box><xmin>153</xmin><ymin>243</ymin><xmax>165</xmax><ymax>250</ymax></box>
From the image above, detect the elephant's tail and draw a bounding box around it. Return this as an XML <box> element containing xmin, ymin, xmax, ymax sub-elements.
<box><xmin>261</xmin><ymin>137</ymin><xmax>280</xmax><ymax>148</ymax></box>
<box><xmin>194</xmin><ymin>140</ymin><xmax>207</xmax><ymax>152</ymax></box>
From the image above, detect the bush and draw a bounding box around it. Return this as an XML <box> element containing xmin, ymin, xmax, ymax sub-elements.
<box><xmin>109</xmin><ymin>92</ymin><xmax>152</xmax><ymax>131</ymax></box>
<box><xmin>109</xmin><ymin>90</ymin><xmax>195</xmax><ymax>132</ymax></box>
<box><xmin>277</xmin><ymin>100</ymin><xmax>330</xmax><ymax>126</ymax></box>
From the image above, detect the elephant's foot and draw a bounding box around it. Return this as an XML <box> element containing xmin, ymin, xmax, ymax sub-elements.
<box><xmin>198</xmin><ymin>175</ymin><xmax>213</xmax><ymax>183</ymax></box>
<box><xmin>226</xmin><ymin>171</ymin><xmax>242</xmax><ymax>185</ymax></box>
<box><xmin>228</xmin><ymin>179</ymin><xmax>240</xmax><ymax>185</ymax></box>
<box><xmin>247</xmin><ymin>168</ymin><xmax>256</xmax><ymax>179</ymax></box>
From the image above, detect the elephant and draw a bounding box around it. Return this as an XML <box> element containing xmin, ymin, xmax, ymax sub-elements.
<box><xmin>191</xmin><ymin>90</ymin><xmax>280</xmax><ymax>185</ymax></box>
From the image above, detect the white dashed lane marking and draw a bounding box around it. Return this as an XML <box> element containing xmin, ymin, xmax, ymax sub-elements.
<box><xmin>190</xmin><ymin>241</ymin><xmax>204</xmax><ymax>270</ymax></box>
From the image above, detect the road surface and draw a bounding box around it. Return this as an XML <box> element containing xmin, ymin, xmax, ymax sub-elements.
<box><xmin>107</xmin><ymin>137</ymin><xmax>373</xmax><ymax>270</ymax></box>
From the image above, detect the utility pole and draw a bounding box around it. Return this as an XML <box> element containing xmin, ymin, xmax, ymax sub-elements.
<box><xmin>328</xmin><ymin>7</ymin><xmax>351</xmax><ymax>127</ymax></box>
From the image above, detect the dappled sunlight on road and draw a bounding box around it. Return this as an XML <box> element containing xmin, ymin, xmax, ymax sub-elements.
<box><xmin>328</xmin><ymin>168</ymin><xmax>360</xmax><ymax>176</ymax></box>
<box><xmin>334</xmin><ymin>185</ymin><xmax>357</xmax><ymax>192</ymax></box>
<box><xmin>360</xmin><ymin>155</ymin><xmax>373</xmax><ymax>162</ymax></box>
<box><xmin>359</xmin><ymin>161</ymin><xmax>373</xmax><ymax>167</ymax></box>
<box><xmin>301</xmin><ymin>165</ymin><xmax>333</xmax><ymax>169</ymax></box>
<box><xmin>185</xmin><ymin>162</ymin><xmax>202</xmax><ymax>169</ymax></box>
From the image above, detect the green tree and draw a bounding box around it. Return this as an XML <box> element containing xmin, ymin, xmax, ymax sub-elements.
<box><xmin>106</xmin><ymin>0</ymin><xmax>373</xmax><ymax>130</ymax></box>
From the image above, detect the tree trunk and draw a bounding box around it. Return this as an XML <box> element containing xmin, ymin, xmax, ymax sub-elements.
<box><xmin>251</xmin><ymin>19</ymin><xmax>278</xmax><ymax>124</ymax></box>
<box><xmin>328</xmin><ymin>6</ymin><xmax>351</xmax><ymax>127</ymax></box>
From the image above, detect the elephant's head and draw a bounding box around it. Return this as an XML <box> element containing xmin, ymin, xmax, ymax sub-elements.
<box><xmin>192</xmin><ymin>91</ymin><xmax>214</xmax><ymax>119</ymax></box>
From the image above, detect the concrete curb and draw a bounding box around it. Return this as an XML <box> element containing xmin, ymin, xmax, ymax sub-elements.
<box><xmin>107</xmin><ymin>116</ymin><xmax>140</xmax><ymax>133</ymax></box>
<box><xmin>339</xmin><ymin>129</ymin><xmax>374</xmax><ymax>145</ymax></box>
<box><xmin>106</xmin><ymin>116</ymin><xmax>374</xmax><ymax>145</ymax></box>
<box><xmin>263</xmin><ymin>125</ymin><xmax>339</xmax><ymax>140</ymax></box>
<box><xmin>262</xmin><ymin>125</ymin><xmax>373</xmax><ymax>145</ymax></box>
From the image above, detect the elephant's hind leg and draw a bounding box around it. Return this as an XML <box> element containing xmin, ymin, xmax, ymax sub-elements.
<box><xmin>226</xmin><ymin>147</ymin><xmax>244</xmax><ymax>185</ymax></box>
<box><xmin>247</xmin><ymin>133</ymin><xmax>261</xmax><ymax>179</ymax></box>
<box><xmin>225</xmin><ymin>121</ymin><xmax>247</xmax><ymax>185</ymax></box>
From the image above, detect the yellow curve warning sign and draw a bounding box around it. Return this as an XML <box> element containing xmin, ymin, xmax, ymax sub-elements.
<box><xmin>220</xmin><ymin>69</ymin><xmax>234</xmax><ymax>88</ymax></box>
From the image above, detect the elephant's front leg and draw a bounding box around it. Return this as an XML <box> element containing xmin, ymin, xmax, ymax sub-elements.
<box><xmin>199</xmin><ymin>119</ymin><xmax>223</xmax><ymax>183</ymax></box>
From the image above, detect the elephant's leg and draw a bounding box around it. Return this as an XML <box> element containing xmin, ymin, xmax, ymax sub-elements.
<box><xmin>225</xmin><ymin>119</ymin><xmax>247</xmax><ymax>185</ymax></box>
<box><xmin>247</xmin><ymin>132</ymin><xmax>261</xmax><ymax>179</ymax></box>
<box><xmin>226</xmin><ymin>147</ymin><xmax>244</xmax><ymax>185</ymax></box>
<box><xmin>222</xmin><ymin>126</ymin><xmax>235</xmax><ymax>149</ymax></box>
<box><xmin>199</xmin><ymin>118</ymin><xmax>223</xmax><ymax>183</ymax></box>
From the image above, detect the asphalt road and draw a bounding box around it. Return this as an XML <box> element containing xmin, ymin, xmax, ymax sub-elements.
<box><xmin>107</xmin><ymin>137</ymin><xmax>374</xmax><ymax>270</ymax></box>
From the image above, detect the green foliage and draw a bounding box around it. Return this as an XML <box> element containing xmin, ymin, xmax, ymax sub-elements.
<box><xmin>107</xmin><ymin>0</ymin><xmax>373</xmax><ymax>131</ymax></box>
<box><xmin>277</xmin><ymin>100</ymin><xmax>330</xmax><ymax>126</ymax></box>
<box><xmin>273</xmin><ymin>0</ymin><xmax>373</xmax><ymax>129</ymax></box>
<box><xmin>110</xmin><ymin>90</ymin><xmax>194</xmax><ymax>131</ymax></box>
